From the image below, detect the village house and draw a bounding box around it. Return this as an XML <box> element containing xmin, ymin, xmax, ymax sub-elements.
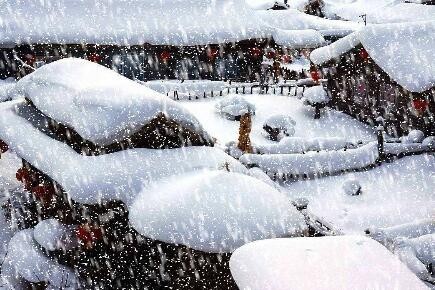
<box><xmin>0</xmin><ymin>1</ymin><xmax>356</xmax><ymax>83</ymax></box>
<box><xmin>309</xmin><ymin>21</ymin><xmax>435</xmax><ymax>137</ymax></box>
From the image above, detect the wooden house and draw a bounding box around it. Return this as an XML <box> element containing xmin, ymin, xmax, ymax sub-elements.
<box><xmin>309</xmin><ymin>21</ymin><xmax>435</xmax><ymax>137</ymax></box>
<box><xmin>0</xmin><ymin>0</ymin><xmax>355</xmax><ymax>83</ymax></box>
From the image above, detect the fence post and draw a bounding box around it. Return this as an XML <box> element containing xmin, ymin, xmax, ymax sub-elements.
<box><xmin>242</xmin><ymin>86</ymin><xmax>245</xmax><ymax>94</ymax></box>
<box><xmin>211</xmin><ymin>90</ymin><xmax>214</xmax><ymax>98</ymax></box>
<box><xmin>280</xmin><ymin>86</ymin><xmax>284</xmax><ymax>95</ymax></box>
<box><xmin>236</xmin><ymin>87</ymin><xmax>239</xmax><ymax>94</ymax></box>
<box><xmin>188</xmin><ymin>92</ymin><xmax>191</xmax><ymax>100</ymax></box>
<box><xmin>376</xmin><ymin>117</ymin><xmax>385</xmax><ymax>161</ymax></box>
<box><xmin>220</xmin><ymin>90</ymin><xmax>223</xmax><ymax>96</ymax></box>
<box><xmin>294</xmin><ymin>87</ymin><xmax>298</xmax><ymax>96</ymax></box>
<box><xmin>203</xmin><ymin>92</ymin><xmax>206</xmax><ymax>98</ymax></box>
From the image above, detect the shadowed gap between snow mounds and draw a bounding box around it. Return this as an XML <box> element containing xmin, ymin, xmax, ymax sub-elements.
<box><xmin>23</xmin><ymin>98</ymin><xmax>214</xmax><ymax>156</ymax></box>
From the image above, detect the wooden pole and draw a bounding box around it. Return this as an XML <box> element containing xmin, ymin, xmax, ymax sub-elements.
<box><xmin>237</xmin><ymin>113</ymin><xmax>253</xmax><ymax>153</ymax></box>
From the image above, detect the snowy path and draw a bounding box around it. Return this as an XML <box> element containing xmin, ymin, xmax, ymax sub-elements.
<box><xmin>283</xmin><ymin>154</ymin><xmax>435</xmax><ymax>234</ymax></box>
<box><xmin>179</xmin><ymin>94</ymin><xmax>376</xmax><ymax>146</ymax></box>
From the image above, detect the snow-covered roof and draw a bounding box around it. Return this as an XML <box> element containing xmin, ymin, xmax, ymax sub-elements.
<box><xmin>0</xmin><ymin>100</ymin><xmax>247</xmax><ymax>205</ymax></box>
<box><xmin>13</xmin><ymin>58</ymin><xmax>211</xmax><ymax>146</ymax></box>
<box><xmin>0</xmin><ymin>0</ymin><xmax>269</xmax><ymax>46</ymax></box>
<box><xmin>256</xmin><ymin>9</ymin><xmax>361</xmax><ymax>38</ymax></box>
<box><xmin>323</xmin><ymin>0</ymin><xmax>435</xmax><ymax>24</ymax></box>
<box><xmin>0</xmin><ymin>1</ymin><xmax>360</xmax><ymax>47</ymax></box>
<box><xmin>272</xmin><ymin>29</ymin><xmax>326</xmax><ymax>48</ymax></box>
<box><xmin>229</xmin><ymin>236</ymin><xmax>429</xmax><ymax>290</ymax></box>
<box><xmin>129</xmin><ymin>169</ymin><xmax>307</xmax><ymax>253</ymax></box>
<box><xmin>310</xmin><ymin>21</ymin><xmax>435</xmax><ymax>93</ymax></box>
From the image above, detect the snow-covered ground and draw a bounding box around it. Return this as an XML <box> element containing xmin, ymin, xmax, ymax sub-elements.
<box><xmin>283</xmin><ymin>154</ymin><xmax>435</xmax><ymax>234</ymax></box>
<box><xmin>179</xmin><ymin>94</ymin><xmax>376</xmax><ymax>147</ymax></box>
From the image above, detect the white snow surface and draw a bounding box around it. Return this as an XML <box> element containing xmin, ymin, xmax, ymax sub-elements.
<box><xmin>302</xmin><ymin>85</ymin><xmax>329</xmax><ymax>103</ymax></box>
<box><xmin>179</xmin><ymin>94</ymin><xmax>375</xmax><ymax>146</ymax></box>
<box><xmin>230</xmin><ymin>236</ymin><xmax>429</xmax><ymax>290</ymax></box>
<box><xmin>2</xmin><ymin>229</ymin><xmax>78</xmax><ymax>289</ymax></box>
<box><xmin>272</xmin><ymin>29</ymin><xmax>326</xmax><ymax>49</ymax></box>
<box><xmin>215</xmin><ymin>95</ymin><xmax>256</xmax><ymax>118</ymax></box>
<box><xmin>0</xmin><ymin>0</ymin><xmax>269</xmax><ymax>46</ymax></box>
<box><xmin>13</xmin><ymin>58</ymin><xmax>210</xmax><ymax>146</ymax></box>
<box><xmin>0</xmin><ymin>100</ymin><xmax>247</xmax><ymax>205</ymax></box>
<box><xmin>323</xmin><ymin>0</ymin><xmax>435</xmax><ymax>24</ymax></box>
<box><xmin>284</xmin><ymin>154</ymin><xmax>435</xmax><ymax>233</ymax></box>
<box><xmin>254</xmin><ymin>136</ymin><xmax>355</xmax><ymax>154</ymax></box>
<box><xmin>310</xmin><ymin>21</ymin><xmax>435</xmax><ymax>93</ymax></box>
<box><xmin>129</xmin><ymin>169</ymin><xmax>307</xmax><ymax>253</ymax></box>
<box><xmin>240</xmin><ymin>141</ymin><xmax>379</xmax><ymax>176</ymax></box>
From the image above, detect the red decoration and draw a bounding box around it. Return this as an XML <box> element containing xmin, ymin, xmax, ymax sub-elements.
<box><xmin>207</xmin><ymin>48</ymin><xmax>219</xmax><ymax>60</ymax></box>
<box><xmin>281</xmin><ymin>54</ymin><xmax>292</xmax><ymax>63</ymax></box>
<box><xmin>412</xmin><ymin>99</ymin><xmax>429</xmax><ymax>113</ymax></box>
<box><xmin>31</xmin><ymin>184</ymin><xmax>55</xmax><ymax>201</ymax></box>
<box><xmin>160</xmin><ymin>51</ymin><xmax>171</xmax><ymax>62</ymax></box>
<box><xmin>359</xmin><ymin>48</ymin><xmax>369</xmax><ymax>60</ymax></box>
<box><xmin>88</xmin><ymin>53</ymin><xmax>101</xmax><ymax>63</ymax></box>
<box><xmin>76</xmin><ymin>224</ymin><xmax>103</xmax><ymax>247</ymax></box>
<box><xmin>266</xmin><ymin>50</ymin><xmax>276</xmax><ymax>59</ymax></box>
<box><xmin>249</xmin><ymin>47</ymin><xmax>262</xmax><ymax>59</ymax></box>
<box><xmin>0</xmin><ymin>139</ymin><xmax>8</xmax><ymax>153</ymax></box>
<box><xmin>310</xmin><ymin>70</ymin><xmax>321</xmax><ymax>82</ymax></box>
<box><xmin>16</xmin><ymin>168</ymin><xmax>29</xmax><ymax>182</ymax></box>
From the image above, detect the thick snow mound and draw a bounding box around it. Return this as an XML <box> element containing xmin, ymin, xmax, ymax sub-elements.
<box><xmin>302</xmin><ymin>85</ymin><xmax>329</xmax><ymax>104</ymax></box>
<box><xmin>406</xmin><ymin>130</ymin><xmax>425</xmax><ymax>143</ymax></box>
<box><xmin>34</xmin><ymin>219</ymin><xmax>78</xmax><ymax>251</ymax></box>
<box><xmin>229</xmin><ymin>236</ymin><xmax>429</xmax><ymax>290</ymax></box>
<box><xmin>2</xmin><ymin>229</ymin><xmax>78</xmax><ymax>288</ymax></box>
<box><xmin>215</xmin><ymin>95</ymin><xmax>256</xmax><ymax>120</ymax></box>
<box><xmin>342</xmin><ymin>178</ymin><xmax>362</xmax><ymax>196</ymax></box>
<box><xmin>263</xmin><ymin>114</ymin><xmax>296</xmax><ymax>141</ymax></box>
<box><xmin>129</xmin><ymin>170</ymin><xmax>307</xmax><ymax>253</ymax></box>
<box><xmin>14</xmin><ymin>58</ymin><xmax>210</xmax><ymax>146</ymax></box>
<box><xmin>254</xmin><ymin>136</ymin><xmax>356</xmax><ymax>154</ymax></box>
<box><xmin>0</xmin><ymin>100</ymin><xmax>247</xmax><ymax>205</ymax></box>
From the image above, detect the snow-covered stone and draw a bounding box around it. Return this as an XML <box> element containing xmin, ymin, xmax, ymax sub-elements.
<box><xmin>302</xmin><ymin>85</ymin><xmax>329</xmax><ymax>104</ymax></box>
<box><xmin>0</xmin><ymin>100</ymin><xmax>247</xmax><ymax>205</ymax></box>
<box><xmin>215</xmin><ymin>95</ymin><xmax>256</xmax><ymax>120</ymax></box>
<box><xmin>230</xmin><ymin>236</ymin><xmax>429</xmax><ymax>290</ymax></box>
<box><xmin>407</xmin><ymin>130</ymin><xmax>426</xmax><ymax>143</ymax></box>
<box><xmin>129</xmin><ymin>170</ymin><xmax>307</xmax><ymax>253</ymax></box>
<box><xmin>342</xmin><ymin>178</ymin><xmax>362</xmax><ymax>196</ymax></box>
<box><xmin>13</xmin><ymin>58</ymin><xmax>210</xmax><ymax>146</ymax></box>
<box><xmin>34</xmin><ymin>219</ymin><xmax>78</xmax><ymax>251</ymax></box>
<box><xmin>2</xmin><ymin>229</ymin><xmax>78</xmax><ymax>289</ymax></box>
<box><xmin>263</xmin><ymin>114</ymin><xmax>296</xmax><ymax>141</ymax></box>
<box><xmin>422</xmin><ymin>136</ymin><xmax>435</xmax><ymax>149</ymax></box>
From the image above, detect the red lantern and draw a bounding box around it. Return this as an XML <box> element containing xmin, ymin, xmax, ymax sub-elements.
<box><xmin>359</xmin><ymin>48</ymin><xmax>369</xmax><ymax>60</ymax></box>
<box><xmin>16</xmin><ymin>168</ymin><xmax>29</xmax><ymax>182</ymax></box>
<box><xmin>310</xmin><ymin>70</ymin><xmax>321</xmax><ymax>82</ymax></box>
<box><xmin>207</xmin><ymin>48</ymin><xmax>219</xmax><ymax>60</ymax></box>
<box><xmin>31</xmin><ymin>184</ymin><xmax>55</xmax><ymax>202</ymax></box>
<box><xmin>266</xmin><ymin>50</ymin><xmax>276</xmax><ymax>59</ymax></box>
<box><xmin>0</xmin><ymin>139</ymin><xmax>8</xmax><ymax>153</ymax></box>
<box><xmin>281</xmin><ymin>54</ymin><xmax>292</xmax><ymax>63</ymax></box>
<box><xmin>412</xmin><ymin>99</ymin><xmax>429</xmax><ymax>113</ymax></box>
<box><xmin>76</xmin><ymin>224</ymin><xmax>103</xmax><ymax>247</ymax></box>
<box><xmin>160</xmin><ymin>51</ymin><xmax>171</xmax><ymax>62</ymax></box>
<box><xmin>88</xmin><ymin>53</ymin><xmax>101</xmax><ymax>63</ymax></box>
<box><xmin>250</xmin><ymin>47</ymin><xmax>262</xmax><ymax>59</ymax></box>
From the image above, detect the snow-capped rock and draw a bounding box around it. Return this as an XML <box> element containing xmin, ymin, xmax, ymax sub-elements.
<box><xmin>342</xmin><ymin>178</ymin><xmax>362</xmax><ymax>196</ymax></box>
<box><xmin>407</xmin><ymin>130</ymin><xmax>425</xmax><ymax>143</ymax></box>
<box><xmin>263</xmin><ymin>114</ymin><xmax>296</xmax><ymax>141</ymax></box>
<box><xmin>215</xmin><ymin>95</ymin><xmax>256</xmax><ymax>120</ymax></box>
<box><xmin>302</xmin><ymin>85</ymin><xmax>329</xmax><ymax>104</ymax></box>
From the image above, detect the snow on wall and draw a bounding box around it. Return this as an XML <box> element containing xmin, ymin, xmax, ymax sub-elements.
<box><xmin>0</xmin><ymin>100</ymin><xmax>247</xmax><ymax>205</ymax></box>
<box><xmin>240</xmin><ymin>141</ymin><xmax>379</xmax><ymax>176</ymax></box>
<box><xmin>13</xmin><ymin>58</ymin><xmax>211</xmax><ymax>146</ymax></box>
<box><xmin>129</xmin><ymin>169</ymin><xmax>307</xmax><ymax>253</ymax></box>
<box><xmin>310</xmin><ymin>21</ymin><xmax>435</xmax><ymax>93</ymax></box>
<box><xmin>229</xmin><ymin>236</ymin><xmax>429</xmax><ymax>290</ymax></box>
